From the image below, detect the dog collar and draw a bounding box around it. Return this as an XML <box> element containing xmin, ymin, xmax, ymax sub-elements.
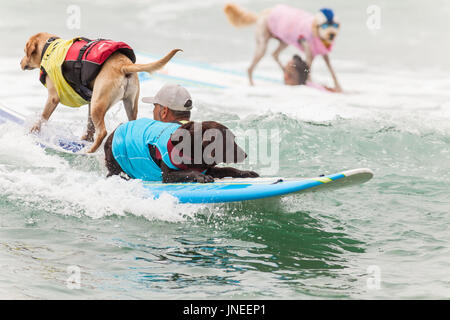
<box><xmin>321</xmin><ymin>39</ymin><xmax>333</xmax><ymax>49</ymax></box>
<box><xmin>40</xmin><ymin>37</ymin><xmax>59</xmax><ymax>61</ymax></box>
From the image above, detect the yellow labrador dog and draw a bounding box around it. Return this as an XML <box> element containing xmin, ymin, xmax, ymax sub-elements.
<box><xmin>20</xmin><ymin>32</ymin><xmax>181</xmax><ymax>153</ymax></box>
<box><xmin>224</xmin><ymin>3</ymin><xmax>342</xmax><ymax>90</ymax></box>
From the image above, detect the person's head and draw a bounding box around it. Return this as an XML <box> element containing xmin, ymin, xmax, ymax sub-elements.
<box><xmin>284</xmin><ymin>55</ymin><xmax>310</xmax><ymax>86</ymax></box>
<box><xmin>142</xmin><ymin>83</ymin><xmax>193</xmax><ymax>122</ymax></box>
<box><xmin>313</xmin><ymin>8</ymin><xmax>340</xmax><ymax>46</ymax></box>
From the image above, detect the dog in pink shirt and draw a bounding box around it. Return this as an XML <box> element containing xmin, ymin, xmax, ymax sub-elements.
<box><xmin>224</xmin><ymin>3</ymin><xmax>342</xmax><ymax>91</ymax></box>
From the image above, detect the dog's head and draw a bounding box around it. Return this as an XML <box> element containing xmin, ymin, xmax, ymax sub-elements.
<box><xmin>313</xmin><ymin>8</ymin><xmax>340</xmax><ymax>46</ymax></box>
<box><xmin>20</xmin><ymin>32</ymin><xmax>59</xmax><ymax>71</ymax></box>
<box><xmin>170</xmin><ymin>121</ymin><xmax>247</xmax><ymax>169</ymax></box>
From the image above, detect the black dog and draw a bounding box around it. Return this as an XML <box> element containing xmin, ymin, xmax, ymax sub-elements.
<box><xmin>104</xmin><ymin>120</ymin><xmax>259</xmax><ymax>183</ymax></box>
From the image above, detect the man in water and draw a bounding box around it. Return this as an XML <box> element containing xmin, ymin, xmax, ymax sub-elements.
<box><xmin>141</xmin><ymin>83</ymin><xmax>192</xmax><ymax>124</ymax></box>
<box><xmin>284</xmin><ymin>55</ymin><xmax>337</xmax><ymax>92</ymax></box>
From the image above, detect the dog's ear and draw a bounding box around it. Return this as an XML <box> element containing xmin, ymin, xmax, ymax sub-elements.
<box><xmin>311</xmin><ymin>19</ymin><xmax>320</xmax><ymax>37</ymax></box>
<box><xmin>25</xmin><ymin>38</ymin><xmax>37</xmax><ymax>58</ymax></box>
<box><xmin>200</xmin><ymin>122</ymin><xmax>223</xmax><ymax>165</ymax></box>
<box><xmin>200</xmin><ymin>121</ymin><xmax>226</xmax><ymax>147</ymax></box>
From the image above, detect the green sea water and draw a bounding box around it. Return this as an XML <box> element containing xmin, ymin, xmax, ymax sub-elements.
<box><xmin>1</xmin><ymin>114</ymin><xmax>449</xmax><ymax>299</ymax></box>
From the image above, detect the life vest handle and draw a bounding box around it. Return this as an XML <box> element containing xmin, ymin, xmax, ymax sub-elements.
<box><xmin>40</xmin><ymin>37</ymin><xmax>59</xmax><ymax>62</ymax></box>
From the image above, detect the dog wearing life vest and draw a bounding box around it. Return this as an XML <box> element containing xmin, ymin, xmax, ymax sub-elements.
<box><xmin>223</xmin><ymin>3</ymin><xmax>342</xmax><ymax>90</ymax></box>
<box><xmin>20</xmin><ymin>32</ymin><xmax>181</xmax><ymax>153</ymax></box>
<box><xmin>104</xmin><ymin>119</ymin><xmax>259</xmax><ymax>183</ymax></box>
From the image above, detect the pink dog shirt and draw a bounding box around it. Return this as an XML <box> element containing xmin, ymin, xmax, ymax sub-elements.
<box><xmin>267</xmin><ymin>4</ymin><xmax>332</xmax><ymax>57</ymax></box>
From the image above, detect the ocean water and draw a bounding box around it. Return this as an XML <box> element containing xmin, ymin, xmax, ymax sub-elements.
<box><xmin>0</xmin><ymin>0</ymin><xmax>449</xmax><ymax>299</ymax></box>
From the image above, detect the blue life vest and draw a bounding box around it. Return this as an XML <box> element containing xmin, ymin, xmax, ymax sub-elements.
<box><xmin>112</xmin><ymin>118</ymin><xmax>181</xmax><ymax>181</ymax></box>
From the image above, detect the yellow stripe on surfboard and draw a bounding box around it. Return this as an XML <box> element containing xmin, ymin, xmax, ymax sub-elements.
<box><xmin>312</xmin><ymin>177</ymin><xmax>332</xmax><ymax>184</ymax></box>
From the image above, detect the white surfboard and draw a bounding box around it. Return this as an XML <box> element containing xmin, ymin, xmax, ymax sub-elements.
<box><xmin>136</xmin><ymin>52</ymin><xmax>283</xmax><ymax>89</ymax></box>
<box><xmin>0</xmin><ymin>102</ymin><xmax>89</xmax><ymax>153</ymax></box>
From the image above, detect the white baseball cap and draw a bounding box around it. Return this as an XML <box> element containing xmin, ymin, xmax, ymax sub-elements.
<box><xmin>142</xmin><ymin>84</ymin><xmax>193</xmax><ymax>111</ymax></box>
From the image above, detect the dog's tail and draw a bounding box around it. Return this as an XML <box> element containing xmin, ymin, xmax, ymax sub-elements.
<box><xmin>224</xmin><ymin>3</ymin><xmax>258</xmax><ymax>27</ymax></box>
<box><xmin>121</xmin><ymin>49</ymin><xmax>182</xmax><ymax>74</ymax></box>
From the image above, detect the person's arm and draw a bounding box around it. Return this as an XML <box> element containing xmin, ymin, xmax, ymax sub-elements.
<box><xmin>323</xmin><ymin>54</ymin><xmax>342</xmax><ymax>92</ymax></box>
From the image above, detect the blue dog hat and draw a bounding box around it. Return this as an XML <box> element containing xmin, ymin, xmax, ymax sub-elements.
<box><xmin>315</xmin><ymin>8</ymin><xmax>339</xmax><ymax>27</ymax></box>
<box><xmin>319</xmin><ymin>8</ymin><xmax>335</xmax><ymax>23</ymax></box>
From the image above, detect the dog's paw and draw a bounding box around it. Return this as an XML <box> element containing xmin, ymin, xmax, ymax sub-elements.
<box><xmin>194</xmin><ymin>174</ymin><xmax>214</xmax><ymax>183</ymax></box>
<box><xmin>239</xmin><ymin>170</ymin><xmax>259</xmax><ymax>178</ymax></box>
<box><xmin>30</xmin><ymin>123</ymin><xmax>42</xmax><ymax>134</ymax></box>
<box><xmin>81</xmin><ymin>133</ymin><xmax>94</xmax><ymax>142</ymax></box>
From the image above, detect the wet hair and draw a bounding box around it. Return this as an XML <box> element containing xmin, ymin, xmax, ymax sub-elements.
<box><xmin>292</xmin><ymin>55</ymin><xmax>310</xmax><ymax>85</ymax></box>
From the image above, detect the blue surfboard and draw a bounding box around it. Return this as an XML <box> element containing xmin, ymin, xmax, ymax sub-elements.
<box><xmin>142</xmin><ymin>168</ymin><xmax>373</xmax><ymax>203</ymax></box>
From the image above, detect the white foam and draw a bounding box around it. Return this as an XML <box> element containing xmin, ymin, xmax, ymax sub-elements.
<box><xmin>0</xmin><ymin>124</ymin><xmax>202</xmax><ymax>222</ymax></box>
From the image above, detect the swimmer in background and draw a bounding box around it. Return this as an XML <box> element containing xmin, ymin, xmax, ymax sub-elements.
<box><xmin>284</xmin><ymin>55</ymin><xmax>339</xmax><ymax>92</ymax></box>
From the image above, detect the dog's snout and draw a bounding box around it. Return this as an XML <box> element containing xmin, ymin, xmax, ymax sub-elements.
<box><xmin>329</xmin><ymin>33</ymin><xmax>335</xmax><ymax>40</ymax></box>
<box><xmin>20</xmin><ymin>58</ymin><xmax>31</xmax><ymax>71</ymax></box>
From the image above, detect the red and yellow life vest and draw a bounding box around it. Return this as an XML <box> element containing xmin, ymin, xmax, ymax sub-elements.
<box><xmin>40</xmin><ymin>37</ymin><xmax>135</xmax><ymax>107</ymax></box>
